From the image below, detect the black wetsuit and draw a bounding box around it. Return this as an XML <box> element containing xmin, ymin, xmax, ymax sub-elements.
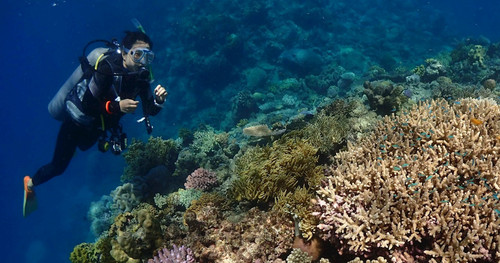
<box><xmin>32</xmin><ymin>53</ymin><xmax>162</xmax><ymax>186</ymax></box>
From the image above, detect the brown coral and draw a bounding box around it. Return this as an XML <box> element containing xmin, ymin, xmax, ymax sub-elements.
<box><xmin>314</xmin><ymin>98</ymin><xmax>500</xmax><ymax>262</ymax></box>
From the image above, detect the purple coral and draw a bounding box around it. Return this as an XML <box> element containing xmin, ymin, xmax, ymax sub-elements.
<box><xmin>184</xmin><ymin>168</ymin><xmax>218</xmax><ymax>191</ymax></box>
<box><xmin>148</xmin><ymin>244</ymin><xmax>195</xmax><ymax>263</ymax></box>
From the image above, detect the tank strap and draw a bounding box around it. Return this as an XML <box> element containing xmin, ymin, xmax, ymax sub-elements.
<box><xmin>94</xmin><ymin>53</ymin><xmax>106</xmax><ymax>71</ymax></box>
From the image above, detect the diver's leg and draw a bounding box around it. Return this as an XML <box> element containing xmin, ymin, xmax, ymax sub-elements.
<box><xmin>31</xmin><ymin>121</ymin><xmax>79</xmax><ymax>186</ymax></box>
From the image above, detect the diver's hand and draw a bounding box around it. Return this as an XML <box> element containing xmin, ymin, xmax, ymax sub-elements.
<box><xmin>154</xmin><ymin>85</ymin><xmax>167</xmax><ymax>104</ymax></box>
<box><xmin>120</xmin><ymin>99</ymin><xmax>139</xmax><ymax>113</ymax></box>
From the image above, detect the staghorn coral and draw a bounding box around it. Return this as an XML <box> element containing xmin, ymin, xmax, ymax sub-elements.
<box><xmin>286</xmin><ymin>110</ymin><xmax>349</xmax><ymax>161</ymax></box>
<box><xmin>122</xmin><ymin>137</ymin><xmax>179</xmax><ymax>182</ymax></box>
<box><xmin>231</xmin><ymin>138</ymin><xmax>324</xmax><ymax>204</ymax></box>
<box><xmin>314</xmin><ymin>98</ymin><xmax>500</xmax><ymax>262</ymax></box>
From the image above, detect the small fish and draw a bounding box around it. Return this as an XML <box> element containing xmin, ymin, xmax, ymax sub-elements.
<box><xmin>470</xmin><ymin>118</ymin><xmax>483</xmax><ymax>125</ymax></box>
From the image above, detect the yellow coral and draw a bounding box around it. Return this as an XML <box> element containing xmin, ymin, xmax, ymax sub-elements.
<box><xmin>468</xmin><ymin>44</ymin><xmax>487</xmax><ymax>68</ymax></box>
<box><xmin>412</xmin><ymin>64</ymin><xmax>425</xmax><ymax>77</ymax></box>
<box><xmin>274</xmin><ymin>187</ymin><xmax>318</xmax><ymax>240</ymax></box>
<box><xmin>232</xmin><ymin>138</ymin><xmax>323</xmax><ymax>203</ymax></box>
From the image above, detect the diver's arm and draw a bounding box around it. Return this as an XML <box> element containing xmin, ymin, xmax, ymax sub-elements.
<box><xmin>86</xmin><ymin>61</ymin><xmax>122</xmax><ymax>115</ymax></box>
<box><xmin>139</xmin><ymin>83</ymin><xmax>165</xmax><ymax>116</ymax></box>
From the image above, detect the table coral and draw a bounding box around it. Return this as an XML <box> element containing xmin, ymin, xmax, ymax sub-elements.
<box><xmin>314</xmin><ymin>98</ymin><xmax>500</xmax><ymax>262</ymax></box>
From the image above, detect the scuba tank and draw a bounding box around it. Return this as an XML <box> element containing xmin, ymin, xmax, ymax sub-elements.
<box><xmin>48</xmin><ymin>46</ymin><xmax>116</xmax><ymax>121</ymax></box>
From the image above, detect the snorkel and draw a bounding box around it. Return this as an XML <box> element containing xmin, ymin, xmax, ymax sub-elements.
<box><xmin>131</xmin><ymin>18</ymin><xmax>155</xmax><ymax>82</ymax></box>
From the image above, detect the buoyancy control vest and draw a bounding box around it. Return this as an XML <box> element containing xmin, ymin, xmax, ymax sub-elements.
<box><xmin>48</xmin><ymin>44</ymin><xmax>119</xmax><ymax>122</ymax></box>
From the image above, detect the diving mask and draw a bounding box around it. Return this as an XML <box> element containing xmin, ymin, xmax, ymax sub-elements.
<box><xmin>124</xmin><ymin>47</ymin><xmax>155</xmax><ymax>65</ymax></box>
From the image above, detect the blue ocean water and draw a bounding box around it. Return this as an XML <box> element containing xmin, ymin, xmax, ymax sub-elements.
<box><xmin>0</xmin><ymin>1</ymin><xmax>499</xmax><ymax>262</ymax></box>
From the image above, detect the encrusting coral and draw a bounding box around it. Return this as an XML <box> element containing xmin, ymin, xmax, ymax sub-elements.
<box><xmin>314</xmin><ymin>98</ymin><xmax>500</xmax><ymax>262</ymax></box>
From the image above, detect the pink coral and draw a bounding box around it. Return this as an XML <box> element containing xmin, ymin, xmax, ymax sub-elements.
<box><xmin>148</xmin><ymin>244</ymin><xmax>195</xmax><ymax>263</ymax></box>
<box><xmin>184</xmin><ymin>168</ymin><xmax>218</xmax><ymax>191</ymax></box>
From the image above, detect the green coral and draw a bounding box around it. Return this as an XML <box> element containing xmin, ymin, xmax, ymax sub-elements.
<box><xmin>121</xmin><ymin>137</ymin><xmax>179</xmax><ymax>182</ymax></box>
<box><xmin>70</xmin><ymin>243</ymin><xmax>96</xmax><ymax>263</ymax></box>
<box><xmin>286</xmin><ymin>109</ymin><xmax>349</xmax><ymax>160</ymax></box>
<box><xmin>411</xmin><ymin>64</ymin><xmax>425</xmax><ymax>77</ymax></box>
<box><xmin>108</xmin><ymin>204</ymin><xmax>163</xmax><ymax>263</ymax></box>
<box><xmin>174</xmin><ymin>126</ymin><xmax>238</xmax><ymax>177</ymax></box>
<box><xmin>231</xmin><ymin>138</ymin><xmax>323</xmax><ymax>204</ymax></box>
<box><xmin>70</xmin><ymin>237</ymin><xmax>113</xmax><ymax>263</ymax></box>
<box><xmin>467</xmin><ymin>44</ymin><xmax>487</xmax><ymax>68</ymax></box>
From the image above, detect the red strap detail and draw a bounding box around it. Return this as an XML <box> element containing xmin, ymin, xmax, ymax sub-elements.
<box><xmin>105</xmin><ymin>101</ymin><xmax>112</xmax><ymax>114</ymax></box>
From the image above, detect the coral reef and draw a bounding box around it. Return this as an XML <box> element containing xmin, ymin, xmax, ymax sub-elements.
<box><xmin>147</xmin><ymin>245</ymin><xmax>195</xmax><ymax>263</ymax></box>
<box><xmin>108</xmin><ymin>204</ymin><xmax>164</xmax><ymax>263</ymax></box>
<box><xmin>231</xmin><ymin>137</ymin><xmax>323</xmax><ymax>204</ymax></box>
<box><xmin>286</xmin><ymin>248</ymin><xmax>312</xmax><ymax>263</ymax></box>
<box><xmin>71</xmin><ymin>2</ymin><xmax>500</xmax><ymax>261</ymax></box>
<box><xmin>122</xmin><ymin>137</ymin><xmax>179</xmax><ymax>182</ymax></box>
<box><xmin>176</xmin><ymin>207</ymin><xmax>295</xmax><ymax>262</ymax></box>
<box><xmin>184</xmin><ymin>168</ymin><xmax>218</xmax><ymax>191</ymax></box>
<box><xmin>173</xmin><ymin>126</ymin><xmax>239</xmax><ymax>178</ymax></box>
<box><xmin>70</xmin><ymin>237</ymin><xmax>113</xmax><ymax>263</ymax></box>
<box><xmin>314</xmin><ymin>98</ymin><xmax>500</xmax><ymax>262</ymax></box>
<box><xmin>232</xmin><ymin>90</ymin><xmax>259</xmax><ymax>122</ymax></box>
<box><xmin>88</xmin><ymin>183</ymin><xmax>140</xmax><ymax>237</ymax></box>
<box><xmin>363</xmin><ymin>80</ymin><xmax>408</xmax><ymax>115</ymax></box>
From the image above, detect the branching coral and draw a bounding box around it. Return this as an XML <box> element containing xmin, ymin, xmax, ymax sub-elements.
<box><xmin>147</xmin><ymin>244</ymin><xmax>195</xmax><ymax>263</ymax></box>
<box><xmin>314</xmin><ymin>98</ymin><xmax>500</xmax><ymax>262</ymax></box>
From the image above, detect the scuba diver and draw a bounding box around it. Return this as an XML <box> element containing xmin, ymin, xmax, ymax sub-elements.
<box><xmin>23</xmin><ymin>30</ymin><xmax>167</xmax><ymax>217</ymax></box>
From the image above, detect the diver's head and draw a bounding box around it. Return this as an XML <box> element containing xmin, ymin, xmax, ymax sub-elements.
<box><xmin>121</xmin><ymin>31</ymin><xmax>154</xmax><ymax>72</ymax></box>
